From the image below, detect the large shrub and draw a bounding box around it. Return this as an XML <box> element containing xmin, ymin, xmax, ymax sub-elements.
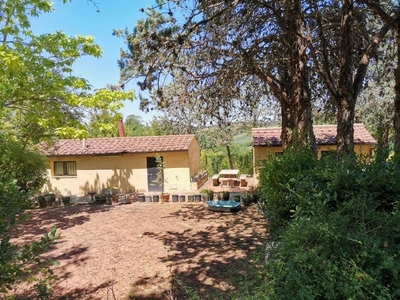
<box><xmin>0</xmin><ymin>175</ymin><xmax>59</xmax><ymax>297</ymax></box>
<box><xmin>0</xmin><ymin>135</ymin><xmax>47</xmax><ymax>194</ymax></box>
<box><xmin>231</xmin><ymin>145</ymin><xmax>253</xmax><ymax>175</ymax></box>
<box><xmin>201</xmin><ymin>147</ymin><xmax>253</xmax><ymax>176</ymax></box>
<box><xmin>0</xmin><ymin>137</ymin><xmax>58</xmax><ymax>297</ymax></box>
<box><xmin>201</xmin><ymin>149</ymin><xmax>230</xmax><ymax>175</ymax></box>
<box><xmin>258</xmin><ymin>148</ymin><xmax>317</xmax><ymax>235</ymax></box>
<box><xmin>259</xmin><ymin>151</ymin><xmax>400</xmax><ymax>299</ymax></box>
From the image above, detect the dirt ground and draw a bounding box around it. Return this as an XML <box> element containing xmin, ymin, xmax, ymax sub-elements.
<box><xmin>10</xmin><ymin>201</ymin><xmax>267</xmax><ymax>299</ymax></box>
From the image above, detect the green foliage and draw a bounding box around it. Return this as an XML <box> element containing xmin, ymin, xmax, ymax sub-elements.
<box><xmin>259</xmin><ymin>151</ymin><xmax>400</xmax><ymax>299</ymax></box>
<box><xmin>231</xmin><ymin>144</ymin><xmax>253</xmax><ymax>175</ymax></box>
<box><xmin>200</xmin><ymin>149</ymin><xmax>230</xmax><ymax>176</ymax></box>
<box><xmin>146</xmin><ymin>116</ymin><xmax>177</xmax><ymax>136</ymax></box>
<box><xmin>0</xmin><ymin>176</ymin><xmax>59</xmax><ymax>296</ymax></box>
<box><xmin>87</xmin><ymin>109</ymin><xmax>120</xmax><ymax>138</ymax></box>
<box><xmin>0</xmin><ymin>134</ymin><xmax>47</xmax><ymax>193</ymax></box>
<box><xmin>0</xmin><ymin>0</ymin><xmax>133</xmax><ymax>142</ymax></box>
<box><xmin>200</xmin><ymin>137</ymin><xmax>253</xmax><ymax>175</ymax></box>
<box><xmin>232</xmin><ymin>132</ymin><xmax>251</xmax><ymax>145</ymax></box>
<box><xmin>151</xmin><ymin>154</ymin><xmax>165</xmax><ymax>193</ymax></box>
<box><xmin>230</xmin><ymin>249</ymin><xmax>268</xmax><ymax>300</ymax></box>
<box><xmin>258</xmin><ymin>149</ymin><xmax>316</xmax><ymax>235</ymax></box>
<box><xmin>124</xmin><ymin>114</ymin><xmax>147</xmax><ymax>137</ymax></box>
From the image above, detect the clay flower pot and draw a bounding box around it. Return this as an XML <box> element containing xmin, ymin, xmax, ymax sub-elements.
<box><xmin>161</xmin><ymin>193</ymin><xmax>170</xmax><ymax>202</ymax></box>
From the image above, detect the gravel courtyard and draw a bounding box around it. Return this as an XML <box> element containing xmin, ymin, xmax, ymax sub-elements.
<box><xmin>11</xmin><ymin>202</ymin><xmax>267</xmax><ymax>299</ymax></box>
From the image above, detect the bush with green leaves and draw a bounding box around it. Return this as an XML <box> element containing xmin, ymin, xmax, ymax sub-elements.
<box><xmin>258</xmin><ymin>148</ymin><xmax>317</xmax><ymax>236</ymax></box>
<box><xmin>0</xmin><ymin>135</ymin><xmax>47</xmax><ymax>193</ymax></box>
<box><xmin>0</xmin><ymin>137</ymin><xmax>59</xmax><ymax>298</ymax></box>
<box><xmin>201</xmin><ymin>149</ymin><xmax>230</xmax><ymax>175</ymax></box>
<box><xmin>201</xmin><ymin>147</ymin><xmax>253</xmax><ymax>176</ymax></box>
<box><xmin>259</xmin><ymin>151</ymin><xmax>400</xmax><ymax>299</ymax></box>
<box><xmin>0</xmin><ymin>175</ymin><xmax>59</xmax><ymax>298</ymax></box>
<box><xmin>231</xmin><ymin>144</ymin><xmax>253</xmax><ymax>175</ymax></box>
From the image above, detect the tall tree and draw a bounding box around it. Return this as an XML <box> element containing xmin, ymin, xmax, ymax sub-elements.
<box><xmin>356</xmin><ymin>36</ymin><xmax>396</xmax><ymax>149</ymax></box>
<box><xmin>124</xmin><ymin>114</ymin><xmax>148</xmax><ymax>136</ymax></box>
<box><xmin>310</xmin><ymin>0</ymin><xmax>395</xmax><ymax>155</ymax></box>
<box><xmin>357</xmin><ymin>0</ymin><xmax>400</xmax><ymax>156</ymax></box>
<box><xmin>117</xmin><ymin>0</ymin><xmax>316</xmax><ymax>153</ymax></box>
<box><xmin>0</xmin><ymin>0</ymin><xmax>133</xmax><ymax>144</ymax></box>
<box><xmin>87</xmin><ymin>109</ymin><xmax>120</xmax><ymax>137</ymax></box>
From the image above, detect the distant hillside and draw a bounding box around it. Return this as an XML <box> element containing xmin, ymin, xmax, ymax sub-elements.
<box><xmin>233</xmin><ymin>132</ymin><xmax>251</xmax><ymax>145</ymax></box>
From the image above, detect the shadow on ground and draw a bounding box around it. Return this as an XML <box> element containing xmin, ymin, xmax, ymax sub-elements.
<box><xmin>11</xmin><ymin>204</ymin><xmax>115</xmax><ymax>245</ymax></box>
<box><xmin>9</xmin><ymin>204</ymin><xmax>118</xmax><ymax>299</ymax></box>
<box><xmin>131</xmin><ymin>204</ymin><xmax>267</xmax><ymax>299</ymax></box>
<box><xmin>9</xmin><ymin>203</ymin><xmax>266</xmax><ymax>299</ymax></box>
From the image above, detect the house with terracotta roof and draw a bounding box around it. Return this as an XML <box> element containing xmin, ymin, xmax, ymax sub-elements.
<box><xmin>251</xmin><ymin>123</ymin><xmax>377</xmax><ymax>185</ymax></box>
<box><xmin>38</xmin><ymin>134</ymin><xmax>201</xmax><ymax>197</ymax></box>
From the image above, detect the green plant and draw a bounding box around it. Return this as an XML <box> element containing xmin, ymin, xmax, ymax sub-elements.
<box><xmin>230</xmin><ymin>248</ymin><xmax>268</xmax><ymax>300</ymax></box>
<box><xmin>33</xmin><ymin>279</ymin><xmax>55</xmax><ymax>300</ymax></box>
<box><xmin>200</xmin><ymin>147</ymin><xmax>254</xmax><ymax>176</ymax></box>
<box><xmin>258</xmin><ymin>148</ymin><xmax>316</xmax><ymax>235</ymax></box>
<box><xmin>0</xmin><ymin>174</ymin><xmax>59</xmax><ymax>296</ymax></box>
<box><xmin>151</xmin><ymin>154</ymin><xmax>166</xmax><ymax>195</ymax></box>
<box><xmin>231</xmin><ymin>144</ymin><xmax>253</xmax><ymax>175</ymax></box>
<box><xmin>201</xmin><ymin>149</ymin><xmax>229</xmax><ymax>176</ymax></box>
<box><xmin>171</xmin><ymin>276</ymin><xmax>202</xmax><ymax>300</ymax></box>
<box><xmin>200</xmin><ymin>189</ymin><xmax>213</xmax><ymax>201</ymax></box>
<box><xmin>0</xmin><ymin>135</ymin><xmax>47</xmax><ymax>194</ymax></box>
<box><xmin>259</xmin><ymin>150</ymin><xmax>400</xmax><ymax>299</ymax></box>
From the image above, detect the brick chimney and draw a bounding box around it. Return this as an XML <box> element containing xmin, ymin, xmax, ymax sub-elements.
<box><xmin>118</xmin><ymin>118</ymin><xmax>125</xmax><ymax>137</ymax></box>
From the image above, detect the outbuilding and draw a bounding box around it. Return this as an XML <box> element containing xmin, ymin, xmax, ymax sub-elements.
<box><xmin>252</xmin><ymin>123</ymin><xmax>377</xmax><ymax>185</ymax></box>
<box><xmin>38</xmin><ymin>134</ymin><xmax>201</xmax><ymax>197</ymax></box>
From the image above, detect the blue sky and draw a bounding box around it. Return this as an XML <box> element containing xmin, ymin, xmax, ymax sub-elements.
<box><xmin>30</xmin><ymin>0</ymin><xmax>158</xmax><ymax>122</ymax></box>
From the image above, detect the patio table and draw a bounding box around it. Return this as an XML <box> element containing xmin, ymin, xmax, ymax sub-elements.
<box><xmin>219</xmin><ymin>169</ymin><xmax>239</xmax><ymax>179</ymax></box>
<box><xmin>219</xmin><ymin>169</ymin><xmax>240</xmax><ymax>187</ymax></box>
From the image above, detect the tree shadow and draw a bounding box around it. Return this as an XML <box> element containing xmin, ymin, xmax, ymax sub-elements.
<box><xmin>130</xmin><ymin>204</ymin><xmax>267</xmax><ymax>299</ymax></box>
<box><xmin>15</xmin><ymin>278</ymin><xmax>115</xmax><ymax>300</ymax></box>
<box><xmin>10</xmin><ymin>243</ymin><xmax>92</xmax><ymax>299</ymax></box>
<box><xmin>79</xmin><ymin>168</ymin><xmax>135</xmax><ymax>196</ymax></box>
<box><xmin>9</xmin><ymin>202</ymin><xmax>127</xmax><ymax>300</ymax></box>
<box><xmin>164</xmin><ymin>203</ymin><xmax>238</xmax><ymax>222</ymax></box>
<box><xmin>11</xmin><ymin>204</ymin><xmax>116</xmax><ymax>246</ymax></box>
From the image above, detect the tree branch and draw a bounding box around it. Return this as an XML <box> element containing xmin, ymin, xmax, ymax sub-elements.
<box><xmin>353</xmin><ymin>17</ymin><xmax>398</xmax><ymax>99</ymax></box>
<box><xmin>357</xmin><ymin>0</ymin><xmax>399</xmax><ymax>30</ymax></box>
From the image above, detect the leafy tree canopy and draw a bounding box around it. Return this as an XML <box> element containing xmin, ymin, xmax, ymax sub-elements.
<box><xmin>0</xmin><ymin>0</ymin><xmax>134</xmax><ymax>144</ymax></box>
<box><xmin>116</xmin><ymin>0</ymin><xmax>400</xmax><ymax>157</ymax></box>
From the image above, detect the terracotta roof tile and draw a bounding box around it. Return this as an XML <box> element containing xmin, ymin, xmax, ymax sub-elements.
<box><xmin>39</xmin><ymin>135</ymin><xmax>196</xmax><ymax>156</ymax></box>
<box><xmin>252</xmin><ymin>124</ymin><xmax>376</xmax><ymax>146</ymax></box>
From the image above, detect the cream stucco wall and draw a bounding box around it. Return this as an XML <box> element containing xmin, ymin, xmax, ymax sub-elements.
<box><xmin>252</xmin><ymin>144</ymin><xmax>374</xmax><ymax>186</ymax></box>
<box><xmin>44</xmin><ymin>149</ymin><xmax>200</xmax><ymax>197</ymax></box>
<box><xmin>316</xmin><ymin>144</ymin><xmax>374</xmax><ymax>159</ymax></box>
<box><xmin>187</xmin><ymin>138</ymin><xmax>201</xmax><ymax>177</ymax></box>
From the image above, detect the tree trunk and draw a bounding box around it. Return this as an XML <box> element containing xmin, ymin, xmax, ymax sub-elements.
<box><xmin>394</xmin><ymin>30</ymin><xmax>400</xmax><ymax>156</ymax></box>
<box><xmin>226</xmin><ymin>145</ymin><xmax>234</xmax><ymax>169</ymax></box>
<box><xmin>280</xmin><ymin>1</ymin><xmax>316</xmax><ymax>155</ymax></box>
<box><xmin>336</xmin><ymin>98</ymin><xmax>355</xmax><ymax>156</ymax></box>
<box><xmin>281</xmin><ymin>98</ymin><xmax>315</xmax><ymax>154</ymax></box>
<box><xmin>336</xmin><ymin>0</ymin><xmax>355</xmax><ymax>157</ymax></box>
